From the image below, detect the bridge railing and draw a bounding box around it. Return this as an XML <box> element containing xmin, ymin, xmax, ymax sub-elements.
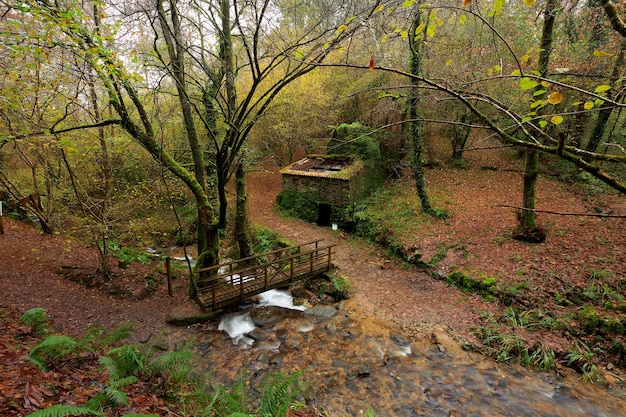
<box><xmin>195</xmin><ymin>240</ymin><xmax>335</xmax><ymax>311</ymax></box>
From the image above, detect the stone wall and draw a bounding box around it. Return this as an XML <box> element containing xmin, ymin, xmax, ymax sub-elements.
<box><xmin>281</xmin><ymin>174</ymin><xmax>355</xmax><ymax>207</ymax></box>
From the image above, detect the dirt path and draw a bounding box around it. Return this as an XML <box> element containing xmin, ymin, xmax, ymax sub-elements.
<box><xmin>246</xmin><ymin>171</ymin><xmax>495</xmax><ymax>342</ymax></box>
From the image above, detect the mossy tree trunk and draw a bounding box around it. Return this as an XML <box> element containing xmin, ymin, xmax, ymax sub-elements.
<box><xmin>408</xmin><ymin>4</ymin><xmax>434</xmax><ymax>215</ymax></box>
<box><xmin>519</xmin><ymin>0</ymin><xmax>558</xmax><ymax>234</ymax></box>
<box><xmin>235</xmin><ymin>161</ymin><xmax>252</xmax><ymax>259</ymax></box>
<box><xmin>585</xmin><ymin>39</ymin><xmax>626</xmax><ymax>159</ymax></box>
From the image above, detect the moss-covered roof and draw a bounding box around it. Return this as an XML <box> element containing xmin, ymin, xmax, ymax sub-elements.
<box><xmin>280</xmin><ymin>156</ymin><xmax>364</xmax><ymax>180</ymax></box>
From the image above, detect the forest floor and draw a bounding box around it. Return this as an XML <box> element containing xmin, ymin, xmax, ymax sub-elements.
<box><xmin>1</xmin><ymin>139</ymin><xmax>626</xmax><ymax>415</ymax></box>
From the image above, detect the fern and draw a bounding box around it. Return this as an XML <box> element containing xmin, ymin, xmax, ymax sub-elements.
<box><xmin>25</xmin><ymin>404</ymin><xmax>104</xmax><ymax>417</ymax></box>
<box><xmin>97</xmin><ymin>322</ymin><xmax>136</xmax><ymax>348</ymax></box>
<box><xmin>28</xmin><ymin>335</ymin><xmax>92</xmax><ymax>370</ymax></box>
<box><xmin>257</xmin><ymin>370</ymin><xmax>307</xmax><ymax>417</ymax></box>
<box><xmin>148</xmin><ymin>340</ymin><xmax>194</xmax><ymax>380</ymax></box>
<box><xmin>21</xmin><ymin>307</ymin><xmax>51</xmax><ymax>335</ymax></box>
<box><xmin>213</xmin><ymin>377</ymin><xmax>249</xmax><ymax>416</ymax></box>
<box><xmin>102</xmin><ymin>345</ymin><xmax>145</xmax><ymax>377</ymax></box>
<box><xmin>121</xmin><ymin>415</ymin><xmax>160</xmax><ymax>417</ymax></box>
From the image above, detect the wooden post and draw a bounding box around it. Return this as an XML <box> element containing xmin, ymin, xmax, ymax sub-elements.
<box><xmin>240</xmin><ymin>272</ymin><xmax>244</xmax><ymax>301</ymax></box>
<box><xmin>0</xmin><ymin>201</ymin><xmax>4</xmax><ymax>235</ymax></box>
<box><xmin>212</xmin><ymin>279</ymin><xmax>216</xmax><ymax>310</ymax></box>
<box><xmin>327</xmin><ymin>246</ymin><xmax>332</xmax><ymax>270</ymax></box>
<box><xmin>165</xmin><ymin>257</ymin><xmax>172</xmax><ymax>297</ymax></box>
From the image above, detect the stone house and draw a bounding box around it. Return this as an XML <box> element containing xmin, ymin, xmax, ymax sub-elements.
<box><xmin>279</xmin><ymin>156</ymin><xmax>372</xmax><ymax>226</ymax></box>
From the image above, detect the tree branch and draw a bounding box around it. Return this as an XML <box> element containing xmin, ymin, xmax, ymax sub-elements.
<box><xmin>496</xmin><ymin>204</ymin><xmax>625</xmax><ymax>218</ymax></box>
<box><xmin>1</xmin><ymin>119</ymin><xmax>122</xmax><ymax>142</ymax></box>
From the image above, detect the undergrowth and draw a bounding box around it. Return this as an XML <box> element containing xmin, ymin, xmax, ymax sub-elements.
<box><xmin>20</xmin><ymin>308</ymin><xmax>310</xmax><ymax>417</ymax></box>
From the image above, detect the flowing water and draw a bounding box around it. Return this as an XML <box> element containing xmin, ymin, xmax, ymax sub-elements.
<box><xmin>181</xmin><ymin>290</ymin><xmax>625</xmax><ymax>417</ymax></box>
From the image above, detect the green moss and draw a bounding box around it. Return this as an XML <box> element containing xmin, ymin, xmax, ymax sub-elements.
<box><xmin>327</xmin><ymin>122</ymin><xmax>382</xmax><ymax>161</ymax></box>
<box><xmin>577</xmin><ymin>307</ymin><xmax>625</xmax><ymax>335</ymax></box>
<box><xmin>276</xmin><ymin>190</ymin><xmax>319</xmax><ymax>223</ymax></box>
<box><xmin>445</xmin><ymin>271</ymin><xmax>498</xmax><ymax>298</ymax></box>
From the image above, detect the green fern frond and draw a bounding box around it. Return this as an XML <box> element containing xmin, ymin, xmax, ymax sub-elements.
<box><xmin>149</xmin><ymin>343</ymin><xmax>194</xmax><ymax>375</ymax></box>
<box><xmin>104</xmin><ymin>387</ymin><xmax>130</xmax><ymax>406</ymax></box>
<box><xmin>108</xmin><ymin>375</ymin><xmax>138</xmax><ymax>389</ymax></box>
<box><xmin>21</xmin><ymin>307</ymin><xmax>51</xmax><ymax>335</ymax></box>
<box><xmin>98</xmin><ymin>355</ymin><xmax>119</xmax><ymax>377</ymax></box>
<box><xmin>84</xmin><ymin>394</ymin><xmax>108</xmax><ymax>411</ymax></box>
<box><xmin>25</xmin><ymin>404</ymin><xmax>104</xmax><ymax>417</ymax></box>
<box><xmin>80</xmin><ymin>325</ymin><xmax>106</xmax><ymax>348</ymax></box>
<box><xmin>104</xmin><ymin>345</ymin><xmax>145</xmax><ymax>377</ymax></box>
<box><xmin>26</xmin><ymin>354</ymin><xmax>47</xmax><ymax>371</ymax></box>
<box><xmin>257</xmin><ymin>370</ymin><xmax>307</xmax><ymax>417</ymax></box>
<box><xmin>97</xmin><ymin>322</ymin><xmax>136</xmax><ymax>348</ymax></box>
<box><xmin>29</xmin><ymin>335</ymin><xmax>92</xmax><ymax>369</ymax></box>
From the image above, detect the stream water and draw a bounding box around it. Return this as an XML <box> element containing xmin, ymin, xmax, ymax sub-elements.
<box><xmin>177</xmin><ymin>290</ymin><xmax>626</xmax><ymax>417</ymax></box>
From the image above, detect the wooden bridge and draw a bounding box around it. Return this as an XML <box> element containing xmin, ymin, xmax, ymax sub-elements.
<box><xmin>195</xmin><ymin>240</ymin><xmax>336</xmax><ymax>312</ymax></box>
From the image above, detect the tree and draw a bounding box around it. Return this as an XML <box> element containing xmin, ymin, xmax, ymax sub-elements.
<box><xmin>518</xmin><ymin>0</ymin><xmax>559</xmax><ymax>242</ymax></box>
<box><xmin>3</xmin><ymin>0</ymin><xmax>383</xmax><ymax>289</ymax></box>
<box><xmin>408</xmin><ymin>3</ymin><xmax>434</xmax><ymax>215</ymax></box>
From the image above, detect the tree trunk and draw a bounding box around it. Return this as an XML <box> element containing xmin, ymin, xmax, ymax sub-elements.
<box><xmin>585</xmin><ymin>39</ymin><xmax>626</xmax><ymax>158</ymax></box>
<box><xmin>519</xmin><ymin>0</ymin><xmax>558</xmax><ymax>237</ymax></box>
<box><xmin>408</xmin><ymin>5</ymin><xmax>434</xmax><ymax>215</ymax></box>
<box><xmin>157</xmin><ymin>0</ymin><xmax>211</xmax><ymax>266</ymax></box>
<box><xmin>234</xmin><ymin>161</ymin><xmax>252</xmax><ymax>259</ymax></box>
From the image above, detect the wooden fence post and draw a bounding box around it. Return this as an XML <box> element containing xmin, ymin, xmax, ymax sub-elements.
<box><xmin>0</xmin><ymin>201</ymin><xmax>4</xmax><ymax>235</ymax></box>
<box><xmin>165</xmin><ymin>257</ymin><xmax>173</xmax><ymax>297</ymax></box>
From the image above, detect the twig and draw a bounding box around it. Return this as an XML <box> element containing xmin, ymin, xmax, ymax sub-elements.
<box><xmin>495</xmin><ymin>204</ymin><xmax>626</xmax><ymax>218</ymax></box>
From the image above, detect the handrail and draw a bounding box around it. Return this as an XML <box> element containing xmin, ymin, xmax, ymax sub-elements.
<box><xmin>197</xmin><ymin>243</ymin><xmax>335</xmax><ymax>284</ymax></box>
<box><xmin>196</xmin><ymin>241</ymin><xmax>336</xmax><ymax>311</ymax></box>
<box><xmin>196</xmin><ymin>239</ymin><xmax>325</xmax><ymax>275</ymax></box>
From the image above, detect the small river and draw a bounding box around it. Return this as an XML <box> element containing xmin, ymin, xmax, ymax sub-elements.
<box><xmin>175</xmin><ymin>290</ymin><xmax>626</xmax><ymax>417</ymax></box>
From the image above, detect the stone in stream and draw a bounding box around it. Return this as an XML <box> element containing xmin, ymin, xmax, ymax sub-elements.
<box><xmin>250</xmin><ymin>305</ymin><xmax>303</xmax><ymax>327</ymax></box>
<box><xmin>357</xmin><ymin>362</ymin><xmax>371</xmax><ymax>378</ymax></box>
<box><xmin>303</xmin><ymin>305</ymin><xmax>338</xmax><ymax>319</ymax></box>
<box><xmin>390</xmin><ymin>334</ymin><xmax>411</xmax><ymax>347</ymax></box>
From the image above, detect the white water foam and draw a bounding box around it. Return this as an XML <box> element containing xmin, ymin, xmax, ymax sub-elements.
<box><xmin>257</xmin><ymin>289</ymin><xmax>306</xmax><ymax>311</ymax></box>
<box><xmin>218</xmin><ymin>312</ymin><xmax>256</xmax><ymax>347</ymax></box>
<box><xmin>218</xmin><ymin>289</ymin><xmax>305</xmax><ymax>346</ymax></box>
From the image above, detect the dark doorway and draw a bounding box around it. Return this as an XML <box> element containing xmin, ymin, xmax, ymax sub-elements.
<box><xmin>317</xmin><ymin>203</ymin><xmax>331</xmax><ymax>226</ymax></box>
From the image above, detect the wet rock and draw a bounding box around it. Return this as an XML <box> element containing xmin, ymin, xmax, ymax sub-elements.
<box><xmin>269</xmin><ymin>352</ymin><xmax>286</xmax><ymax>365</ymax></box>
<box><xmin>291</xmin><ymin>286</ymin><xmax>315</xmax><ymax>299</ymax></box>
<box><xmin>303</xmin><ymin>305</ymin><xmax>337</xmax><ymax>319</ymax></box>
<box><xmin>147</xmin><ymin>334</ymin><xmax>170</xmax><ymax>351</ymax></box>
<box><xmin>197</xmin><ymin>341</ymin><xmax>212</xmax><ymax>355</ymax></box>
<box><xmin>431</xmin><ymin>269</ymin><xmax>446</xmax><ymax>280</ymax></box>
<box><xmin>358</xmin><ymin>362</ymin><xmax>371</xmax><ymax>378</ymax></box>
<box><xmin>250</xmin><ymin>305</ymin><xmax>302</xmax><ymax>327</ymax></box>
<box><xmin>432</xmin><ymin>329</ymin><xmax>465</xmax><ymax>357</ymax></box>
<box><xmin>325</xmin><ymin>321</ymin><xmax>337</xmax><ymax>333</ymax></box>
<box><xmin>166</xmin><ymin>302</ymin><xmax>218</xmax><ymax>326</ymax></box>
<box><xmin>391</xmin><ymin>334</ymin><xmax>411</xmax><ymax>347</ymax></box>
<box><xmin>247</xmin><ymin>329</ymin><xmax>265</xmax><ymax>341</ymax></box>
